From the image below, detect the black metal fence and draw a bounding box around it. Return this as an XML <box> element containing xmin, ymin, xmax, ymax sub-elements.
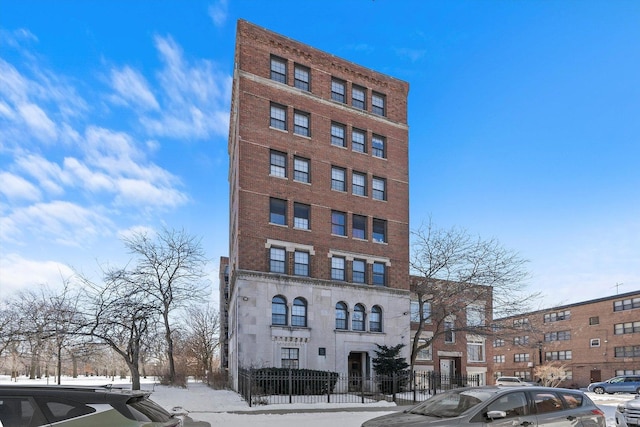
<box><xmin>238</xmin><ymin>369</ymin><xmax>480</xmax><ymax>406</ymax></box>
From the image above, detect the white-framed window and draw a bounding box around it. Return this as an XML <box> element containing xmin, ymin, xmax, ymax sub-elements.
<box><xmin>466</xmin><ymin>303</ymin><xmax>485</xmax><ymax>326</ymax></box>
<box><xmin>415</xmin><ymin>339</ymin><xmax>432</xmax><ymax>360</ymax></box>
<box><xmin>293</xmin><ymin>156</ymin><xmax>310</xmax><ymax>183</ymax></box>
<box><xmin>331</xmin><ymin>122</ymin><xmax>346</xmax><ymax>147</ymax></box>
<box><xmin>331</xmin><ymin>166</ymin><xmax>346</xmax><ymax>191</ymax></box>
<box><xmin>269</xmin><ymin>247</ymin><xmax>286</xmax><ymax>273</ymax></box>
<box><xmin>444</xmin><ymin>320</ymin><xmax>455</xmax><ymax>343</ymax></box>
<box><xmin>331</xmin><ymin>256</ymin><xmax>345</xmax><ymax>280</ymax></box>
<box><xmin>294</xmin><ymin>110</ymin><xmax>310</xmax><ymax>136</ymax></box>
<box><xmin>331</xmin><ymin>78</ymin><xmax>346</xmax><ymax>103</ymax></box>
<box><xmin>352</xmin><ymin>128</ymin><xmax>366</xmax><ymax>153</ymax></box>
<box><xmin>370</xmin><ymin>305</ymin><xmax>382</xmax><ymax>332</ymax></box>
<box><xmin>372</xmin><ymin>177</ymin><xmax>386</xmax><ymax>200</ymax></box>
<box><xmin>293</xmin><ymin>202</ymin><xmax>310</xmax><ymax>230</ymax></box>
<box><xmin>352</xmin><ymin>171</ymin><xmax>367</xmax><ymax>196</ymax></box>
<box><xmin>467</xmin><ymin>338</ymin><xmax>485</xmax><ymax>362</ymax></box>
<box><xmin>270</xmin><ymin>150</ymin><xmax>287</xmax><ymax>178</ymax></box>
<box><xmin>270</xmin><ymin>103</ymin><xmax>287</xmax><ymax>130</ymax></box>
<box><xmin>372</xmin><ymin>92</ymin><xmax>385</xmax><ymax>116</ymax></box>
<box><xmin>270</xmin><ymin>56</ymin><xmax>287</xmax><ymax>83</ymax></box>
<box><xmin>590</xmin><ymin>338</ymin><xmax>601</xmax><ymax>347</ymax></box>
<box><xmin>293</xmin><ymin>251</ymin><xmax>309</xmax><ymax>276</ymax></box>
<box><xmin>294</xmin><ymin>64</ymin><xmax>310</xmax><ymax>91</ymax></box>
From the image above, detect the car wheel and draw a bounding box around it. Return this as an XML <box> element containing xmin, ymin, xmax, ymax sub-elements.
<box><xmin>636</xmin><ymin>387</ymin><xmax>640</xmax><ymax>394</ymax></box>
<box><xmin>593</xmin><ymin>387</ymin><xmax>604</xmax><ymax>394</ymax></box>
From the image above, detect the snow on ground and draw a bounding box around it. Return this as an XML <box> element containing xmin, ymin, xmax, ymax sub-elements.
<box><xmin>0</xmin><ymin>375</ymin><xmax>633</xmax><ymax>427</ymax></box>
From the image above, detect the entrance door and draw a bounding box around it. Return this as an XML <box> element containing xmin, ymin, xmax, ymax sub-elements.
<box><xmin>440</xmin><ymin>359</ymin><xmax>454</xmax><ymax>385</ymax></box>
<box><xmin>348</xmin><ymin>352</ymin><xmax>363</xmax><ymax>391</ymax></box>
<box><xmin>590</xmin><ymin>370</ymin><xmax>601</xmax><ymax>383</ymax></box>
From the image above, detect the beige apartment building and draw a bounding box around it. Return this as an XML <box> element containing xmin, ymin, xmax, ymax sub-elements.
<box><xmin>224</xmin><ymin>20</ymin><xmax>411</xmax><ymax>389</ymax></box>
<box><xmin>493</xmin><ymin>290</ymin><xmax>640</xmax><ymax>387</ymax></box>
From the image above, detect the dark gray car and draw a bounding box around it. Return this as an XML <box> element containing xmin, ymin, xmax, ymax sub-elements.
<box><xmin>362</xmin><ymin>386</ymin><xmax>605</xmax><ymax>427</ymax></box>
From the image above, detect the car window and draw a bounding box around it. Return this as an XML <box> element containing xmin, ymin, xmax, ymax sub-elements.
<box><xmin>35</xmin><ymin>396</ymin><xmax>96</xmax><ymax>422</ymax></box>
<box><xmin>0</xmin><ymin>397</ymin><xmax>47</xmax><ymax>427</ymax></box>
<box><xmin>532</xmin><ymin>391</ymin><xmax>563</xmax><ymax>414</ymax></box>
<box><xmin>610</xmin><ymin>377</ymin><xmax>624</xmax><ymax>384</ymax></box>
<box><xmin>410</xmin><ymin>389</ymin><xmax>495</xmax><ymax>417</ymax></box>
<box><xmin>127</xmin><ymin>396</ymin><xmax>173</xmax><ymax>422</ymax></box>
<box><xmin>486</xmin><ymin>392</ymin><xmax>529</xmax><ymax>418</ymax></box>
<box><xmin>558</xmin><ymin>391</ymin><xmax>583</xmax><ymax>409</ymax></box>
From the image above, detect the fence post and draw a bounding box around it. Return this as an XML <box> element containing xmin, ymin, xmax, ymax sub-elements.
<box><xmin>248</xmin><ymin>370</ymin><xmax>252</xmax><ymax>407</ymax></box>
<box><xmin>327</xmin><ymin>374</ymin><xmax>331</xmax><ymax>404</ymax></box>
<box><xmin>360</xmin><ymin>375</ymin><xmax>365</xmax><ymax>404</ymax></box>
<box><xmin>413</xmin><ymin>371</ymin><xmax>417</xmax><ymax>403</ymax></box>
<box><xmin>288</xmin><ymin>369</ymin><xmax>293</xmax><ymax>404</ymax></box>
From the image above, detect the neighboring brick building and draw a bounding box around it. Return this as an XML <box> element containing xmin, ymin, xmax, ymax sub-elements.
<box><xmin>492</xmin><ymin>290</ymin><xmax>640</xmax><ymax>387</ymax></box>
<box><xmin>225</xmin><ymin>20</ymin><xmax>410</xmax><ymax>388</ymax></box>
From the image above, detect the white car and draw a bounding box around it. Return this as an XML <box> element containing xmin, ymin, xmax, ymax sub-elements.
<box><xmin>616</xmin><ymin>394</ymin><xmax>640</xmax><ymax>427</ymax></box>
<box><xmin>495</xmin><ymin>376</ymin><xmax>532</xmax><ymax>386</ymax></box>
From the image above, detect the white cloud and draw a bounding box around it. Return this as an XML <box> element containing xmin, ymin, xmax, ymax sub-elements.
<box><xmin>15</xmin><ymin>154</ymin><xmax>66</xmax><ymax>195</ymax></box>
<box><xmin>115</xmin><ymin>177</ymin><xmax>188</xmax><ymax>208</ymax></box>
<box><xmin>0</xmin><ymin>253</ymin><xmax>74</xmax><ymax>299</ymax></box>
<box><xmin>208</xmin><ymin>0</ymin><xmax>228</xmax><ymax>27</ymax></box>
<box><xmin>18</xmin><ymin>102</ymin><xmax>57</xmax><ymax>141</ymax></box>
<box><xmin>0</xmin><ymin>172</ymin><xmax>41</xmax><ymax>202</ymax></box>
<box><xmin>109</xmin><ymin>66</ymin><xmax>160</xmax><ymax>111</ymax></box>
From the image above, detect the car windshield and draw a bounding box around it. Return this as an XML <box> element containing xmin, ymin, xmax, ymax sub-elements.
<box><xmin>409</xmin><ymin>389</ymin><xmax>496</xmax><ymax>418</ymax></box>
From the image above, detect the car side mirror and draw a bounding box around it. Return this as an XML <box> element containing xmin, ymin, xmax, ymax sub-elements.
<box><xmin>486</xmin><ymin>410</ymin><xmax>507</xmax><ymax>420</ymax></box>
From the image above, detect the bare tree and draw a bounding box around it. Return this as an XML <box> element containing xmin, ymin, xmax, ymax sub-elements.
<box><xmin>534</xmin><ymin>362</ymin><xmax>570</xmax><ymax>387</ymax></box>
<box><xmin>0</xmin><ymin>302</ymin><xmax>19</xmax><ymax>358</ymax></box>
<box><xmin>79</xmin><ymin>269</ymin><xmax>157</xmax><ymax>390</ymax></box>
<box><xmin>122</xmin><ymin>228</ymin><xmax>209</xmax><ymax>385</ymax></box>
<box><xmin>409</xmin><ymin>219</ymin><xmax>539</xmax><ymax>369</ymax></box>
<box><xmin>184</xmin><ymin>304</ymin><xmax>219</xmax><ymax>384</ymax></box>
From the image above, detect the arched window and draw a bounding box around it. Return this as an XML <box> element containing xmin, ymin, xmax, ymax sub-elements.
<box><xmin>353</xmin><ymin>303</ymin><xmax>365</xmax><ymax>331</ymax></box>
<box><xmin>292</xmin><ymin>297</ymin><xmax>307</xmax><ymax>327</ymax></box>
<box><xmin>335</xmin><ymin>302</ymin><xmax>348</xmax><ymax>330</ymax></box>
<box><xmin>272</xmin><ymin>295</ymin><xmax>287</xmax><ymax>325</ymax></box>
<box><xmin>370</xmin><ymin>305</ymin><xmax>382</xmax><ymax>332</ymax></box>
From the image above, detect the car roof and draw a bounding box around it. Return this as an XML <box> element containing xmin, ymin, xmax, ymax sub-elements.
<box><xmin>0</xmin><ymin>384</ymin><xmax>151</xmax><ymax>401</ymax></box>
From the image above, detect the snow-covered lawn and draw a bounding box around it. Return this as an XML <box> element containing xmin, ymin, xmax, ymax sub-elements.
<box><xmin>0</xmin><ymin>375</ymin><xmax>633</xmax><ymax>427</ymax></box>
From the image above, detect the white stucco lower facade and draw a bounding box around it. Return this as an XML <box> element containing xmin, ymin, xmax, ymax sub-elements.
<box><xmin>227</xmin><ymin>270</ymin><xmax>411</xmax><ymax>389</ymax></box>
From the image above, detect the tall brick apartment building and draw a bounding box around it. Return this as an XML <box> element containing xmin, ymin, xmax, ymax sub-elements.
<box><xmin>493</xmin><ymin>290</ymin><xmax>640</xmax><ymax>387</ymax></box>
<box><xmin>224</xmin><ymin>20</ymin><xmax>410</xmax><ymax>388</ymax></box>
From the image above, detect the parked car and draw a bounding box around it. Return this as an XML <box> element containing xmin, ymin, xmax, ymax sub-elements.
<box><xmin>616</xmin><ymin>394</ymin><xmax>640</xmax><ymax>427</ymax></box>
<box><xmin>0</xmin><ymin>384</ymin><xmax>207</xmax><ymax>427</ymax></box>
<box><xmin>361</xmin><ymin>386</ymin><xmax>605</xmax><ymax>427</ymax></box>
<box><xmin>495</xmin><ymin>376</ymin><xmax>532</xmax><ymax>386</ymax></box>
<box><xmin>587</xmin><ymin>375</ymin><xmax>640</xmax><ymax>394</ymax></box>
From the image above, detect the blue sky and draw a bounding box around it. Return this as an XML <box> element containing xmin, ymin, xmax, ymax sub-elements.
<box><xmin>1</xmin><ymin>0</ymin><xmax>638</xmax><ymax>308</ymax></box>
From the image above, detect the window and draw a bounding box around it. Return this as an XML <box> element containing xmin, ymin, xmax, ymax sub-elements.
<box><xmin>352</xmin><ymin>259</ymin><xmax>366</xmax><ymax>283</ymax></box>
<box><xmin>331</xmin><ymin>78</ymin><xmax>346</xmax><ymax>103</ymax></box>
<box><xmin>372</xmin><ymin>92</ymin><xmax>386</xmax><ymax>116</ymax></box>
<box><xmin>514</xmin><ymin>336</ymin><xmax>529</xmax><ymax>346</ymax></box>
<box><xmin>293</xmin><ymin>156</ymin><xmax>310</xmax><ymax>183</ymax></box>
<box><xmin>331</xmin><ymin>166</ymin><xmax>346</xmax><ymax>191</ymax></box>
<box><xmin>270</xmin><ymin>103</ymin><xmax>287</xmax><ymax>130</ymax></box>
<box><xmin>493</xmin><ymin>338</ymin><xmax>505</xmax><ymax>347</ymax></box>
<box><xmin>352</xmin><ymin>214</ymin><xmax>367</xmax><ymax>240</ymax></box>
<box><xmin>294</xmin><ymin>110</ymin><xmax>310</xmax><ymax>136</ymax></box>
<box><xmin>615</xmin><ymin>346</ymin><xmax>640</xmax><ymax>357</ymax></box>
<box><xmin>544</xmin><ymin>331</ymin><xmax>571</xmax><ymax>341</ymax></box>
<box><xmin>532</xmin><ymin>392</ymin><xmax>563</xmax><ymax>414</ymax></box>
<box><xmin>293</xmin><ymin>251</ymin><xmax>309</xmax><ymax>276</ymax></box>
<box><xmin>544</xmin><ymin>310</ymin><xmax>571</xmax><ymax>322</ymax></box>
<box><xmin>270</xmin><ymin>247</ymin><xmax>286</xmax><ymax>273</ymax></box>
<box><xmin>444</xmin><ymin>320</ymin><xmax>455</xmax><ymax>343</ymax></box>
<box><xmin>372</xmin><ymin>177</ymin><xmax>386</xmax><ymax>200</ymax></box>
<box><xmin>614</xmin><ymin>297</ymin><xmax>640</xmax><ymax>311</ymax></box>
<box><xmin>353</xmin><ymin>304</ymin><xmax>365</xmax><ymax>331</ymax></box>
<box><xmin>466</xmin><ymin>303</ymin><xmax>485</xmax><ymax>326</ymax></box>
<box><xmin>467</xmin><ymin>339</ymin><xmax>485</xmax><ymax>362</ymax></box>
<box><xmin>590</xmin><ymin>338</ymin><xmax>601</xmax><ymax>347</ymax></box>
<box><xmin>292</xmin><ymin>297</ymin><xmax>307</xmax><ymax>326</ymax></box>
<box><xmin>494</xmin><ymin>355</ymin><xmax>505</xmax><ymax>363</ymax></box>
<box><xmin>294</xmin><ymin>64</ymin><xmax>310</xmax><ymax>91</ymax></box>
<box><xmin>335</xmin><ymin>302</ymin><xmax>348</xmax><ymax>329</ymax></box>
<box><xmin>293</xmin><ymin>202</ymin><xmax>310</xmax><ymax>230</ymax></box>
<box><xmin>615</xmin><ymin>321</ymin><xmax>640</xmax><ymax>335</ymax></box>
<box><xmin>513</xmin><ymin>318</ymin><xmax>530</xmax><ymax>328</ymax></box>
<box><xmin>331</xmin><ymin>122</ymin><xmax>346</xmax><ymax>147</ymax></box>
<box><xmin>416</xmin><ymin>339</ymin><xmax>432</xmax><ymax>360</ymax></box>
<box><xmin>372</xmin><ymin>134</ymin><xmax>385</xmax><ymax>158</ymax></box>
<box><xmin>352</xmin><ymin>171</ymin><xmax>367</xmax><ymax>196</ymax></box>
<box><xmin>352</xmin><ymin>85</ymin><xmax>366</xmax><ymax>109</ymax></box>
<box><xmin>281</xmin><ymin>348</ymin><xmax>299</xmax><ymax>369</ymax></box>
<box><xmin>331</xmin><ymin>211</ymin><xmax>346</xmax><ymax>236</ymax></box>
<box><xmin>515</xmin><ymin>371</ymin><xmax>532</xmax><ymax>381</ymax></box>
<box><xmin>270</xmin><ymin>56</ymin><xmax>287</xmax><ymax>83</ymax></box>
<box><xmin>370</xmin><ymin>305</ymin><xmax>382</xmax><ymax>332</ymax></box>
<box><xmin>487</xmin><ymin>391</ymin><xmax>529</xmax><ymax>418</ymax></box>
<box><xmin>352</xmin><ymin>128</ymin><xmax>366</xmax><ymax>153</ymax></box>
<box><xmin>269</xmin><ymin>198</ymin><xmax>287</xmax><ymax>225</ymax></box>
<box><xmin>270</xmin><ymin>150</ymin><xmax>287</xmax><ymax>178</ymax></box>
<box><xmin>410</xmin><ymin>301</ymin><xmax>432</xmax><ymax>323</ymax></box>
<box><xmin>589</xmin><ymin>316</ymin><xmax>600</xmax><ymax>325</ymax></box>
<box><xmin>372</xmin><ymin>218</ymin><xmax>387</xmax><ymax>243</ymax></box>
<box><xmin>331</xmin><ymin>256</ymin><xmax>345</xmax><ymax>280</ymax></box>
<box><xmin>545</xmin><ymin>350</ymin><xmax>572</xmax><ymax>361</ymax></box>
<box><xmin>272</xmin><ymin>295</ymin><xmax>287</xmax><ymax>325</ymax></box>
<box><xmin>0</xmin><ymin>397</ymin><xmax>46</xmax><ymax>425</ymax></box>
<box><xmin>514</xmin><ymin>353</ymin><xmax>530</xmax><ymax>362</ymax></box>
<box><xmin>372</xmin><ymin>262</ymin><xmax>385</xmax><ymax>286</ymax></box>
